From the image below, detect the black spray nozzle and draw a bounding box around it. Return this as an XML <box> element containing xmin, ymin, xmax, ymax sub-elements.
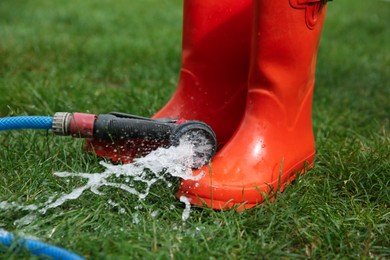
<box><xmin>93</xmin><ymin>113</ymin><xmax>174</xmax><ymax>141</ymax></box>
<box><xmin>94</xmin><ymin>112</ymin><xmax>217</xmax><ymax>168</ymax></box>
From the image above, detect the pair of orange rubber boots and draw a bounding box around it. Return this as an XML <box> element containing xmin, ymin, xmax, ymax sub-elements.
<box><xmin>115</xmin><ymin>0</ymin><xmax>328</xmax><ymax>210</ymax></box>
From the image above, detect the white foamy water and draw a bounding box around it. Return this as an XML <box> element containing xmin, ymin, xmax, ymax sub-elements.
<box><xmin>1</xmin><ymin>138</ymin><xmax>210</xmax><ymax>224</ymax></box>
<box><xmin>179</xmin><ymin>196</ymin><xmax>192</xmax><ymax>221</ymax></box>
<box><xmin>39</xmin><ymin>139</ymin><xmax>205</xmax><ymax>215</ymax></box>
<box><xmin>13</xmin><ymin>214</ymin><xmax>37</xmax><ymax>226</ymax></box>
<box><xmin>0</xmin><ymin>201</ymin><xmax>38</xmax><ymax>211</ymax></box>
<box><xmin>0</xmin><ymin>228</ymin><xmax>9</xmax><ymax>236</ymax></box>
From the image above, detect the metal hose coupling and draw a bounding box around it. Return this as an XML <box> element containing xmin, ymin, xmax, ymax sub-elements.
<box><xmin>52</xmin><ymin>112</ymin><xmax>96</xmax><ymax>138</ymax></box>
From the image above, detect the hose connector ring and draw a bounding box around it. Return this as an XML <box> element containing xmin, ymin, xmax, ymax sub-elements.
<box><xmin>52</xmin><ymin>112</ymin><xmax>71</xmax><ymax>136</ymax></box>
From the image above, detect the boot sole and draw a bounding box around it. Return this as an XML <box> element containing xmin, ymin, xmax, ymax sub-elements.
<box><xmin>178</xmin><ymin>152</ymin><xmax>315</xmax><ymax>211</ymax></box>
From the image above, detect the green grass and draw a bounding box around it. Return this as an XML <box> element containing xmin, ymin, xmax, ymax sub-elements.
<box><xmin>0</xmin><ymin>0</ymin><xmax>389</xmax><ymax>258</ymax></box>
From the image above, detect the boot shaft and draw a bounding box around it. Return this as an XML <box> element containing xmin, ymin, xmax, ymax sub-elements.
<box><xmin>248</xmin><ymin>0</ymin><xmax>327</xmax><ymax>128</ymax></box>
<box><xmin>181</xmin><ymin>0</ymin><xmax>252</xmax><ymax>86</ymax></box>
<box><xmin>155</xmin><ymin>0</ymin><xmax>253</xmax><ymax>145</ymax></box>
<box><xmin>249</xmin><ymin>0</ymin><xmax>327</xmax><ymax>97</ymax></box>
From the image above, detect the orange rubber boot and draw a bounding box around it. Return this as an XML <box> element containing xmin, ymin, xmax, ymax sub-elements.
<box><xmin>177</xmin><ymin>0</ymin><xmax>328</xmax><ymax>210</ymax></box>
<box><xmin>85</xmin><ymin>0</ymin><xmax>251</xmax><ymax>162</ymax></box>
<box><xmin>154</xmin><ymin>0</ymin><xmax>252</xmax><ymax>146</ymax></box>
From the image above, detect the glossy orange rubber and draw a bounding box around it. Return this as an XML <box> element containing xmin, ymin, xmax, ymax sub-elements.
<box><xmin>177</xmin><ymin>0</ymin><xmax>327</xmax><ymax>210</ymax></box>
<box><xmin>153</xmin><ymin>0</ymin><xmax>252</xmax><ymax>146</ymax></box>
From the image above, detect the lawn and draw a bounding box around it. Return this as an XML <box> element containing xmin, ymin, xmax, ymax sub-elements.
<box><xmin>0</xmin><ymin>0</ymin><xmax>389</xmax><ymax>258</ymax></box>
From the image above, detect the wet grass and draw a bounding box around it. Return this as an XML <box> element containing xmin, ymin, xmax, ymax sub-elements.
<box><xmin>0</xmin><ymin>0</ymin><xmax>389</xmax><ymax>258</ymax></box>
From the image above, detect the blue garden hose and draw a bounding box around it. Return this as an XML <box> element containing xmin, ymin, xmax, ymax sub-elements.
<box><xmin>0</xmin><ymin>230</ymin><xmax>84</xmax><ymax>260</ymax></box>
<box><xmin>0</xmin><ymin>116</ymin><xmax>83</xmax><ymax>259</ymax></box>
<box><xmin>0</xmin><ymin>116</ymin><xmax>53</xmax><ymax>131</ymax></box>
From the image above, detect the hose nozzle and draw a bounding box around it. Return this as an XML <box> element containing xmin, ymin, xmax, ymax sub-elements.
<box><xmin>53</xmin><ymin>112</ymin><xmax>217</xmax><ymax>168</ymax></box>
